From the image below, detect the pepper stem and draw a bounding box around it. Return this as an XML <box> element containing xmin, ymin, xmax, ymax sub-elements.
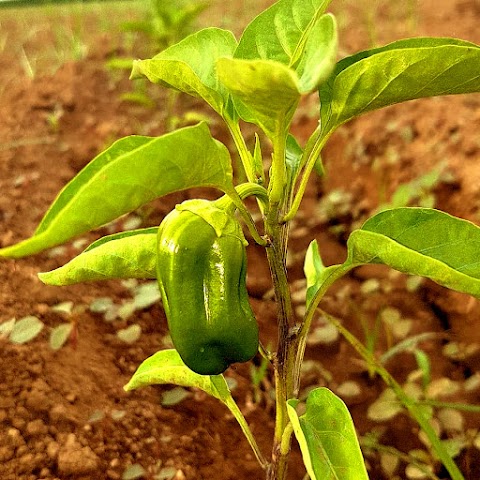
<box><xmin>217</xmin><ymin>185</ymin><xmax>269</xmax><ymax>246</ymax></box>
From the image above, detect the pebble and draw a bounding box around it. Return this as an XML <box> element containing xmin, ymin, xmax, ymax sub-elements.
<box><xmin>57</xmin><ymin>434</ymin><xmax>100</xmax><ymax>476</ymax></box>
<box><xmin>174</xmin><ymin>470</ymin><xmax>187</xmax><ymax>480</ymax></box>
<box><xmin>35</xmin><ymin>303</ymin><xmax>50</xmax><ymax>315</ymax></box>
<box><xmin>66</xmin><ymin>393</ymin><xmax>77</xmax><ymax>404</ymax></box>
<box><xmin>0</xmin><ymin>445</ymin><xmax>14</xmax><ymax>462</ymax></box>
<box><xmin>16</xmin><ymin>445</ymin><xmax>28</xmax><ymax>456</ymax></box>
<box><xmin>33</xmin><ymin>439</ymin><xmax>47</xmax><ymax>453</ymax></box>
<box><xmin>11</xmin><ymin>417</ymin><xmax>26</xmax><ymax>430</ymax></box>
<box><xmin>7</xmin><ymin>428</ymin><xmax>25</xmax><ymax>447</ymax></box>
<box><xmin>46</xmin><ymin>441</ymin><xmax>60</xmax><ymax>460</ymax></box>
<box><xmin>27</xmin><ymin>362</ymin><xmax>43</xmax><ymax>375</ymax></box>
<box><xmin>26</xmin><ymin>419</ymin><xmax>48</xmax><ymax>436</ymax></box>
<box><xmin>18</xmin><ymin>453</ymin><xmax>36</xmax><ymax>473</ymax></box>
<box><xmin>15</xmin><ymin>405</ymin><xmax>30</xmax><ymax>420</ymax></box>
<box><xmin>49</xmin><ymin>404</ymin><xmax>77</xmax><ymax>426</ymax></box>
<box><xmin>107</xmin><ymin>470</ymin><xmax>121</xmax><ymax>480</ymax></box>
<box><xmin>17</xmin><ymin>452</ymin><xmax>46</xmax><ymax>474</ymax></box>
<box><xmin>25</xmin><ymin>380</ymin><xmax>52</xmax><ymax>413</ymax></box>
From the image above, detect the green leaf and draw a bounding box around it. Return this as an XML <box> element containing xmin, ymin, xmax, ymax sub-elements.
<box><xmin>217</xmin><ymin>0</ymin><xmax>338</xmax><ymax>138</ymax></box>
<box><xmin>367</xmin><ymin>388</ymin><xmax>404</xmax><ymax>422</ymax></box>
<box><xmin>38</xmin><ymin>228</ymin><xmax>158</xmax><ymax>286</ymax></box>
<box><xmin>235</xmin><ymin>0</ymin><xmax>332</xmax><ymax>65</ymax></box>
<box><xmin>217</xmin><ymin>58</ymin><xmax>300</xmax><ymax>139</ymax></box>
<box><xmin>161</xmin><ymin>387</ymin><xmax>190</xmax><ymax>406</ymax></box>
<box><xmin>253</xmin><ymin>133</ymin><xmax>265</xmax><ymax>183</ymax></box>
<box><xmin>132</xmin><ymin>281</ymin><xmax>161</xmax><ymax>310</ymax></box>
<box><xmin>0</xmin><ymin>318</ymin><xmax>16</xmax><ymax>337</ymax></box>
<box><xmin>51</xmin><ymin>301</ymin><xmax>74</xmax><ymax>314</ymax></box>
<box><xmin>219</xmin><ymin>6</ymin><xmax>338</xmax><ymax>138</ymax></box>
<box><xmin>304</xmin><ymin>240</ymin><xmax>326</xmax><ymax>305</ymax></box>
<box><xmin>132</xmin><ymin>28</ymin><xmax>237</xmax><ymax>117</ymax></box>
<box><xmin>296</xmin><ymin>14</ymin><xmax>338</xmax><ymax>93</ymax></box>
<box><xmin>347</xmin><ymin>208</ymin><xmax>480</xmax><ymax>298</ymax></box>
<box><xmin>320</xmin><ymin>38</ymin><xmax>480</xmax><ymax>135</ymax></box>
<box><xmin>122</xmin><ymin>464</ymin><xmax>146</xmax><ymax>480</ymax></box>
<box><xmin>155</xmin><ymin>467</ymin><xmax>177</xmax><ymax>480</ymax></box>
<box><xmin>124</xmin><ymin>349</ymin><xmax>232</xmax><ymax>403</ymax></box>
<box><xmin>286</xmin><ymin>134</ymin><xmax>304</xmax><ymax>187</ymax></box>
<box><xmin>0</xmin><ymin>123</ymin><xmax>233</xmax><ymax>259</ymax></box>
<box><xmin>9</xmin><ymin>316</ymin><xmax>44</xmax><ymax>344</ymax></box>
<box><xmin>287</xmin><ymin>388</ymin><xmax>369</xmax><ymax>480</ymax></box>
<box><xmin>117</xmin><ymin>324</ymin><xmax>142</xmax><ymax>344</ymax></box>
<box><xmin>49</xmin><ymin>323</ymin><xmax>73</xmax><ymax>350</ymax></box>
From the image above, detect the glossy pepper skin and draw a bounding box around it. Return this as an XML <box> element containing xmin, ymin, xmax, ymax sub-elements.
<box><xmin>156</xmin><ymin>199</ymin><xmax>259</xmax><ymax>375</ymax></box>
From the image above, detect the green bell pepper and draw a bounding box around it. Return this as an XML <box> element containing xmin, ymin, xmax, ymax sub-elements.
<box><xmin>157</xmin><ymin>199</ymin><xmax>259</xmax><ymax>375</ymax></box>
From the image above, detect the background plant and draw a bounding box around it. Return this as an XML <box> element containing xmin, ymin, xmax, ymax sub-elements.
<box><xmin>1</xmin><ymin>0</ymin><xmax>480</xmax><ymax>479</ymax></box>
<box><xmin>106</xmin><ymin>0</ymin><xmax>209</xmax><ymax>128</ymax></box>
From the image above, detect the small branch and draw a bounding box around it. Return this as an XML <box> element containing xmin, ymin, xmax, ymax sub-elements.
<box><xmin>292</xmin><ymin>264</ymin><xmax>351</xmax><ymax>393</ymax></box>
<box><xmin>219</xmin><ymin>188</ymin><xmax>268</xmax><ymax>246</ymax></box>
<box><xmin>258</xmin><ymin>341</ymin><xmax>274</xmax><ymax>362</ymax></box>
<box><xmin>283</xmin><ymin>129</ymin><xmax>329</xmax><ymax>222</ymax></box>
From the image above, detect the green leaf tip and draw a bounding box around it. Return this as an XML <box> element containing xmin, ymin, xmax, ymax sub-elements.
<box><xmin>348</xmin><ymin>207</ymin><xmax>480</xmax><ymax>298</ymax></box>
<box><xmin>287</xmin><ymin>387</ymin><xmax>369</xmax><ymax>480</ymax></box>
<box><xmin>38</xmin><ymin>228</ymin><xmax>158</xmax><ymax>286</ymax></box>
<box><xmin>0</xmin><ymin>123</ymin><xmax>233</xmax><ymax>259</ymax></box>
<box><xmin>321</xmin><ymin>38</ymin><xmax>480</xmax><ymax>135</ymax></box>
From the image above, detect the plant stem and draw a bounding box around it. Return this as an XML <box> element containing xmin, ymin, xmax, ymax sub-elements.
<box><xmin>292</xmin><ymin>264</ymin><xmax>352</xmax><ymax>393</ymax></box>
<box><xmin>235</xmin><ymin>182</ymin><xmax>269</xmax><ymax>205</ymax></box>
<box><xmin>217</xmin><ymin>186</ymin><xmax>268</xmax><ymax>246</ymax></box>
<box><xmin>283</xmin><ymin>130</ymin><xmax>328</xmax><ymax>222</ymax></box>
<box><xmin>264</xmin><ymin>199</ymin><xmax>297</xmax><ymax>480</ymax></box>
<box><xmin>417</xmin><ymin>399</ymin><xmax>480</xmax><ymax>413</ymax></box>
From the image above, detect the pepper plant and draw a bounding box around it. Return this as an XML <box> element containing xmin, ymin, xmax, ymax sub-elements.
<box><xmin>2</xmin><ymin>0</ymin><xmax>480</xmax><ymax>478</ymax></box>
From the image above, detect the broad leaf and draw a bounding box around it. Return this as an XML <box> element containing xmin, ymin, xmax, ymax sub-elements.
<box><xmin>124</xmin><ymin>349</ymin><xmax>232</xmax><ymax>403</ymax></box>
<box><xmin>49</xmin><ymin>323</ymin><xmax>73</xmax><ymax>350</ymax></box>
<box><xmin>347</xmin><ymin>208</ymin><xmax>480</xmax><ymax>297</ymax></box>
<box><xmin>132</xmin><ymin>28</ymin><xmax>237</xmax><ymax>117</ymax></box>
<box><xmin>0</xmin><ymin>123</ymin><xmax>233</xmax><ymax>258</ymax></box>
<box><xmin>117</xmin><ymin>324</ymin><xmax>142</xmax><ymax>344</ymax></box>
<box><xmin>235</xmin><ymin>0</ymin><xmax>332</xmax><ymax>65</ymax></box>
<box><xmin>296</xmin><ymin>14</ymin><xmax>338</xmax><ymax>93</ymax></box>
<box><xmin>38</xmin><ymin>228</ymin><xmax>158</xmax><ymax>286</ymax></box>
<box><xmin>320</xmin><ymin>38</ymin><xmax>480</xmax><ymax>135</ymax></box>
<box><xmin>221</xmin><ymin>5</ymin><xmax>338</xmax><ymax>138</ymax></box>
<box><xmin>9</xmin><ymin>316</ymin><xmax>44</xmax><ymax>344</ymax></box>
<box><xmin>287</xmin><ymin>388</ymin><xmax>369</xmax><ymax>480</ymax></box>
<box><xmin>217</xmin><ymin>58</ymin><xmax>300</xmax><ymax>139</ymax></box>
<box><xmin>221</xmin><ymin>0</ymin><xmax>338</xmax><ymax>138</ymax></box>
